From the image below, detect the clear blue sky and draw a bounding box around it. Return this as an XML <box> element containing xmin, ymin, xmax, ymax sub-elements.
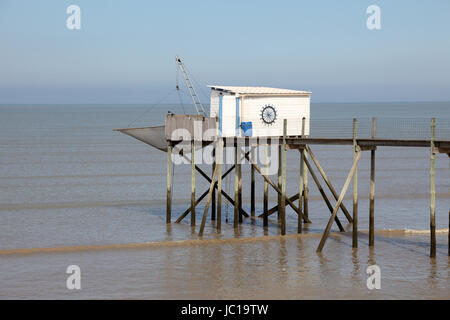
<box><xmin>1</xmin><ymin>0</ymin><xmax>449</xmax><ymax>103</ymax></box>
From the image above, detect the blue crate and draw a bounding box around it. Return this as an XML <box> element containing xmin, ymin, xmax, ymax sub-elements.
<box><xmin>240</xmin><ymin>122</ymin><xmax>253</xmax><ymax>137</ymax></box>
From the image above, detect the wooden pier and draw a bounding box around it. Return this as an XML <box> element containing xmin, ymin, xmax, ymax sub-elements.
<box><xmin>127</xmin><ymin>117</ymin><xmax>450</xmax><ymax>258</ymax></box>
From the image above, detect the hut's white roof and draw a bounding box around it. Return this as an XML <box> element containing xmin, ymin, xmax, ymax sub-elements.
<box><xmin>208</xmin><ymin>85</ymin><xmax>311</xmax><ymax>95</ymax></box>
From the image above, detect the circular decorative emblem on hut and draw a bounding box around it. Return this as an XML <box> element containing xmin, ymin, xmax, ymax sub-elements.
<box><xmin>260</xmin><ymin>104</ymin><xmax>277</xmax><ymax>125</ymax></box>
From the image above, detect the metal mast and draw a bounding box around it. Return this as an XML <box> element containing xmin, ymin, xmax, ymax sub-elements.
<box><xmin>175</xmin><ymin>55</ymin><xmax>207</xmax><ymax>116</ymax></box>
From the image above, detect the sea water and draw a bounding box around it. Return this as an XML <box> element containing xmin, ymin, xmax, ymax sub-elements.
<box><xmin>0</xmin><ymin>102</ymin><xmax>449</xmax><ymax>299</ymax></box>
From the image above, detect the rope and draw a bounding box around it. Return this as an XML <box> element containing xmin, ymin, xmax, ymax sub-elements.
<box><xmin>176</xmin><ymin>87</ymin><xmax>187</xmax><ymax>115</ymax></box>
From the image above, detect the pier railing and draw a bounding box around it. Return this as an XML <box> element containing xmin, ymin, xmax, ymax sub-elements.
<box><xmin>309</xmin><ymin>118</ymin><xmax>450</xmax><ymax>140</ymax></box>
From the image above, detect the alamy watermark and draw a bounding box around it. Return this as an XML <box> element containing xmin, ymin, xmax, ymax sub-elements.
<box><xmin>66</xmin><ymin>5</ymin><xmax>81</xmax><ymax>30</ymax></box>
<box><xmin>168</xmin><ymin>122</ymin><xmax>281</xmax><ymax>175</ymax></box>
<box><xmin>366</xmin><ymin>5</ymin><xmax>381</xmax><ymax>30</ymax></box>
<box><xmin>366</xmin><ymin>264</ymin><xmax>381</xmax><ymax>290</ymax></box>
<box><xmin>66</xmin><ymin>265</ymin><xmax>81</xmax><ymax>290</ymax></box>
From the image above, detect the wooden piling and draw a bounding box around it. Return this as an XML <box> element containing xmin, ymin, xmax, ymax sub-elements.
<box><xmin>298</xmin><ymin>151</ymin><xmax>304</xmax><ymax>233</ymax></box>
<box><xmin>303</xmin><ymin>163</ymin><xmax>309</xmax><ymax>220</ymax></box>
<box><xmin>199</xmin><ymin>164</ymin><xmax>219</xmax><ymax>236</ymax></box>
<box><xmin>305</xmin><ymin>146</ymin><xmax>353</xmax><ymax>223</ymax></box>
<box><xmin>430</xmin><ymin>118</ymin><xmax>436</xmax><ymax>258</ymax></box>
<box><xmin>262</xmin><ymin>194</ymin><xmax>300</xmax><ymax>217</ymax></box>
<box><xmin>303</xmin><ymin>156</ymin><xmax>345</xmax><ymax>232</ymax></box>
<box><xmin>263</xmin><ymin>142</ymin><xmax>269</xmax><ymax>227</ymax></box>
<box><xmin>234</xmin><ymin>141</ymin><xmax>239</xmax><ymax>228</ymax></box>
<box><xmin>251</xmin><ymin>159</ymin><xmax>255</xmax><ymax>219</ymax></box>
<box><xmin>352</xmin><ymin>118</ymin><xmax>358</xmax><ymax>248</ymax></box>
<box><xmin>190</xmin><ymin>154</ymin><xmax>250</xmax><ymax>218</ymax></box>
<box><xmin>217</xmin><ymin>139</ymin><xmax>223</xmax><ymax>231</ymax></box>
<box><xmin>302</xmin><ymin>116</ymin><xmax>309</xmax><ymax>220</ymax></box>
<box><xmin>280</xmin><ymin>119</ymin><xmax>287</xmax><ymax>235</ymax></box>
<box><xmin>369</xmin><ymin>118</ymin><xmax>376</xmax><ymax>246</ymax></box>
<box><xmin>244</xmin><ymin>153</ymin><xmax>310</xmax><ymax>223</ymax></box>
<box><xmin>317</xmin><ymin>148</ymin><xmax>362</xmax><ymax>252</ymax></box>
<box><xmin>166</xmin><ymin>143</ymin><xmax>172</xmax><ymax>224</ymax></box>
<box><xmin>298</xmin><ymin>117</ymin><xmax>305</xmax><ymax>233</ymax></box>
<box><xmin>278</xmin><ymin>144</ymin><xmax>282</xmax><ymax>223</ymax></box>
<box><xmin>238</xmin><ymin>150</ymin><xmax>243</xmax><ymax>224</ymax></box>
<box><xmin>175</xmin><ymin>162</ymin><xmax>249</xmax><ymax>223</ymax></box>
<box><xmin>191</xmin><ymin>140</ymin><xmax>196</xmax><ymax>226</ymax></box>
<box><xmin>211</xmin><ymin>149</ymin><xmax>216</xmax><ymax>220</ymax></box>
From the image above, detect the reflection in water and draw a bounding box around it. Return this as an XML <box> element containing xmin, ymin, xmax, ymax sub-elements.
<box><xmin>166</xmin><ymin>223</ymin><xmax>172</xmax><ymax>240</ymax></box>
<box><xmin>367</xmin><ymin>247</ymin><xmax>376</xmax><ymax>266</ymax></box>
<box><xmin>277</xmin><ymin>238</ymin><xmax>288</xmax><ymax>285</ymax></box>
<box><xmin>351</xmin><ymin>249</ymin><xmax>360</xmax><ymax>279</ymax></box>
<box><xmin>429</xmin><ymin>258</ymin><xmax>437</xmax><ymax>281</ymax></box>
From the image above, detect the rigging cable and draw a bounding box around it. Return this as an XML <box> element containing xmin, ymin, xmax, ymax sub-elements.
<box><xmin>127</xmin><ymin>89</ymin><xmax>178</xmax><ymax>128</ymax></box>
<box><xmin>176</xmin><ymin>63</ymin><xmax>187</xmax><ymax>115</ymax></box>
<box><xmin>183</xmin><ymin>63</ymin><xmax>209</xmax><ymax>115</ymax></box>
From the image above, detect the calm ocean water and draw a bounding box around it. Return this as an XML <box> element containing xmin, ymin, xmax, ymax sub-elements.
<box><xmin>0</xmin><ymin>102</ymin><xmax>449</xmax><ymax>299</ymax></box>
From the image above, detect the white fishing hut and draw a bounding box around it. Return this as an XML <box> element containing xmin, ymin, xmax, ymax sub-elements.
<box><xmin>209</xmin><ymin>86</ymin><xmax>311</xmax><ymax>138</ymax></box>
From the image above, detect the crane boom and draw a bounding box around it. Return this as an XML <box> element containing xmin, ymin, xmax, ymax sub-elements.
<box><xmin>175</xmin><ymin>55</ymin><xmax>207</xmax><ymax>116</ymax></box>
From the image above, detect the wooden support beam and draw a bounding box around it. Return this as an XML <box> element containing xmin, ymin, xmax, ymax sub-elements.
<box><xmin>369</xmin><ymin>117</ymin><xmax>376</xmax><ymax>247</ymax></box>
<box><xmin>263</xmin><ymin>142</ymin><xmax>269</xmax><ymax>227</ymax></box>
<box><xmin>298</xmin><ymin>150</ymin><xmax>304</xmax><ymax>233</ymax></box>
<box><xmin>176</xmin><ymin>189</ymin><xmax>209</xmax><ymax>223</ymax></box>
<box><xmin>244</xmin><ymin>153</ymin><xmax>311</xmax><ymax>224</ymax></box>
<box><xmin>360</xmin><ymin>146</ymin><xmax>377</xmax><ymax>151</ymax></box>
<box><xmin>301</xmin><ymin>116</ymin><xmax>309</xmax><ymax>221</ymax></box>
<box><xmin>352</xmin><ymin>118</ymin><xmax>358</xmax><ymax>249</ymax></box>
<box><xmin>211</xmin><ymin>149</ymin><xmax>216</xmax><ymax>221</ymax></box>
<box><xmin>166</xmin><ymin>143</ymin><xmax>172</xmax><ymax>224</ymax></box>
<box><xmin>194</xmin><ymin>163</ymin><xmax>249</xmax><ymax>218</ymax></box>
<box><xmin>261</xmin><ymin>193</ymin><xmax>300</xmax><ymax>217</ymax></box>
<box><xmin>277</xmin><ymin>144</ymin><xmax>282</xmax><ymax>223</ymax></box>
<box><xmin>191</xmin><ymin>140</ymin><xmax>196</xmax><ymax>226</ymax></box>
<box><xmin>217</xmin><ymin>139</ymin><xmax>223</xmax><ymax>231</ymax></box>
<box><xmin>175</xmin><ymin>165</ymin><xmax>245</xmax><ymax>224</ymax></box>
<box><xmin>430</xmin><ymin>118</ymin><xmax>436</xmax><ymax>258</ymax></box>
<box><xmin>435</xmin><ymin>147</ymin><xmax>450</xmax><ymax>154</ymax></box>
<box><xmin>238</xmin><ymin>151</ymin><xmax>243</xmax><ymax>224</ymax></box>
<box><xmin>199</xmin><ymin>163</ymin><xmax>219</xmax><ymax>236</ymax></box>
<box><xmin>176</xmin><ymin>147</ymin><xmax>249</xmax><ymax>224</ymax></box>
<box><xmin>299</xmin><ymin>117</ymin><xmax>306</xmax><ymax>233</ymax></box>
<box><xmin>234</xmin><ymin>143</ymin><xmax>239</xmax><ymax>228</ymax></box>
<box><xmin>317</xmin><ymin>148</ymin><xmax>362</xmax><ymax>252</ymax></box>
<box><xmin>303</xmin><ymin>156</ymin><xmax>345</xmax><ymax>232</ymax></box>
<box><xmin>303</xmin><ymin>136</ymin><xmax>309</xmax><ymax>219</ymax></box>
<box><xmin>280</xmin><ymin>119</ymin><xmax>287</xmax><ymax>235</ymax></box>
<box><xmin>305</xmin><ymin>145</ymin><xmax>353</xmax><ymax>223</ymax></box>
<box><xmin>251</xmin><ymin>160</ymin><xmax>255</xmax><ymax>218</ymax></box>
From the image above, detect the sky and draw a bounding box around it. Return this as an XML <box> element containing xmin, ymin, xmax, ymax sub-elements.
<box><xmin>0</xmin><ymin>0</ymin><xmax>449</xmax><ymax>104</ymax></box>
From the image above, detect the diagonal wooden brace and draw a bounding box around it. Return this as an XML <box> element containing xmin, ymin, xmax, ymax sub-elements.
<box><xmin>258</xmin><ymin>193</ymin><xmax>300</xmax><ymax>218</ymax></box>
<box><xmin>175</xmin><ymin>162</ymin><xmax>248</xmax><ymax>223</ymax></box>
<box><xmin>317</xmin><ymin>148</ymin><xmax>362</xmax><ymax>252</ymax></box>
<box><xmin>175</xmin><ymin>189</ymin><xmax>209</xmax><ymax>223</ymax></box>
<box><xmin>303</xmin><ymin>155</ymin><xmax>345</xmax><ymax>232</ymax></box>
<box><xmin>244</xmin><ymin>153</ymin><xmax>311</xmax><ymax>224</ymax></box>
<box><xmin>195</xmin><ymin>164</ymin><xmax>249</xmax><ymax>218</ymax></box>
<box><xmin>199</xmin><ymin>163</ymin><xmax>220</xmax><ymax>236</ymax></box>
<box><xmin>305</xmin><ymin>145</ymin><xmax>353</xmax><ymax>223</ymax></box>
